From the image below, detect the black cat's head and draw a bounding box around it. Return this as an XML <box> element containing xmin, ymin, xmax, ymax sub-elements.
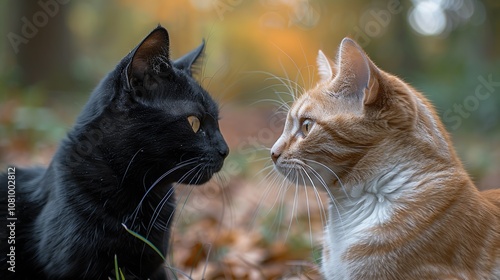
<box><xmin>76</xmin><ymin>26</ymin><xmax>228</xmax><ymax>186</ymax></box>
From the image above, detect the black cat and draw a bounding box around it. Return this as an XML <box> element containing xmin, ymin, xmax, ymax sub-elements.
<box><xmin>0</xmin><ymin>26</ymin><xmax>228</xmax><ymax>279</ymax></box>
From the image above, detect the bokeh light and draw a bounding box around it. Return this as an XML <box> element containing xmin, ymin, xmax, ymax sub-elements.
<box><xmin>408</xmin><ymin>0</ymin><xmax>485</xmax><ymax>36</ymax></box>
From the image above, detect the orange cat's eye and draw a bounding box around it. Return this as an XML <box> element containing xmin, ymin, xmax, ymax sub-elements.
<box><xmin>301</xmin><ymin>119</ymin><xmax>314</xmax><ymax>137</ymax></box>
<box><xmin>187</xmin><ymin>116</ymin><xmax>200</xmax><ymax>133</ymax></box>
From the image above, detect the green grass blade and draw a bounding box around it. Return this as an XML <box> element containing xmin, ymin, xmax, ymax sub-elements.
<box><xmin>114</xmin><ymin>254</ymin><xmax>121</xmax><ymax>280</ymax></box>
<box><xmin>119</xmin><ymin>268</ymin><xmax>125</xmax><ymax>280</ymax></box>
<box><xmin>121</xmin><ymin>223</ymin><xmax>166</xmax><ymax>261</ymax></box>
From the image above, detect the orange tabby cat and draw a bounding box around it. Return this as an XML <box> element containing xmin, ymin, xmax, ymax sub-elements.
<box><xmin>270</xmin><ymin>38</ymin><xmax>500</xmax><ymax>279</ymax></box>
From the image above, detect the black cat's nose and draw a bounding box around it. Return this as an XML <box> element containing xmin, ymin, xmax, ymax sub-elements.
<box><xmin>218</xmin><ymin>143</ymin><xmax>229</xmax><ymax>159</ymax></box>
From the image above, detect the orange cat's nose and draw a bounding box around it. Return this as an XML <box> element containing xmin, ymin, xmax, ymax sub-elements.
<box><xmin>271</xmin><ymin>137</ymin><xmax>286</xmax><ymax>163</ymax></box>
<box><xmin>271</xmin><ymin>150</ymin><xmax>281</xmax><ymax>163</ymax></box>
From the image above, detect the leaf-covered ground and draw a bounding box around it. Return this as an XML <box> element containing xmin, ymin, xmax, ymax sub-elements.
<box><xmin>170</xmin><ymin>179</ymin><xmax>325</xmax><ymax>279</ymax></box>
<box><xmin>1</xmin><ymin>105</ymin><xmax>499</xmax><ymax>279</ymax></box>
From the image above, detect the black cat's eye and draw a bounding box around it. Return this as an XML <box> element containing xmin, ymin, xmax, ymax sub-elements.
<box><xmin>301</xmin><ymin>119</ymin><xmax>314</xmax><ymax>137</ymax></box>
<box><xmin>188</xmin><ymin>116</ymin><xmax>201</xmax><ymax>133</ymax></box>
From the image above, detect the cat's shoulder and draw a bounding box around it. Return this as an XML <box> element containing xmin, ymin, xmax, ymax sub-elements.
<box><xmin>481</xmin><ymin>188</ymin><xmax>500</xmax><ymax>211</ymax></box>
<box><xmin>1</xmin><ymin>166</ymin><xmax>48</xmax><ymax>212</ymax></box>
<box><xmin>1</xmin><ymin>166</ymin><xmax>46</xmax><ymax>187</ymax></box>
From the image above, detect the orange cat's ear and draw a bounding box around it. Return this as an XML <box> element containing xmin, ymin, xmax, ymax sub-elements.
<box><xmin>317</xmin><ymin>50</ymin><xmax>334</xmax><ymax>82</ymax></box>
<box><xmin>336</xmin><ymin>38</ymin><xmax>380</xmax><ymax>105</ymax></box>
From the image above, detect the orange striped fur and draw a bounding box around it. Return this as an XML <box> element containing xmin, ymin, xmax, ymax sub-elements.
<box><xmin>270</xmin><ymin>38</ymin><xmax>500</xmax><ymax>279</ymax></box>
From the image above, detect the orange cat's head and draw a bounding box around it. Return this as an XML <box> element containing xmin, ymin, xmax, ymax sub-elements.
<box><xmin>271</xmin><ymin>38</ymin><xmax>454</xmax><ymax>192</ymax></box>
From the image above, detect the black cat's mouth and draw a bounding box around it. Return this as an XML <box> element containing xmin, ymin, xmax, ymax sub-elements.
<box><xmin>175</xmin><ymin>157</ymin><xmax>224</xmax><ymax>185</ymax></box>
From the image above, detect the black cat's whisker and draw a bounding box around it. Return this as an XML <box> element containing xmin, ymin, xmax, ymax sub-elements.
<box><xmin>150</xmin><ymin>188</ymin><xmax>177</xmax><ymax>233</ymax></box>
<box><xmin>82</xmin><ymin>258</ymin><xmax>94</xmax><ymax>279</ymax></box>
<box><xmin>165</xmin><ymin>185</ymin><xmax>198</xmax><ymax>266</ymax></box>
<box><xmin>144</xmin><ymin>163</ymin><xmax>205</xmax><ymax>260</ymax></box>
<box><xmin>201</xmin><ymin>243</ymin><xmax>213</xmax><ymax>280</ymax></box>
<box><xmin>187</xmin><ymin>163</ymin><xmax>206</xmax><ymax>186</ymax></box>
<box><xmin>215</xmin><ymin>170</ymin><xmax>230</xmax><ymax>186</ymax></box>
<box><xmin>129</xmin><ymin>158</ymin><xmax>200</xmax><ymax>227</ymax></box>
<box><xmin>120</xmin><ymin>147</ymin><xmax>145</xmax><ymax>189</ymax></box>
<box><xmin>164</xmin><ymin>264</ymin><xmax>194</xmax><ymax>280</ymax></box>
<box><xmin>216</xmin><ymin>176</ymin><xmax>234</xmax><ymax>229</ymax></box>
<box><xmin>211</xmin><ymin>173</ymin><xmax>232</xmax><ymax>233</ymax></box>
<box><xmin>148</xmin><ymin>172</ymin><xmax>197</xmax><ymax>232</ymax></box>
<box><xmin>159</xmin><ymin>163</ymin><xmax>204</xmax><ymax>225</ymax></box>
<box><xmin>142</xmin><ymin>167</ymin><xmax>153</xmax><ymax>192</ymax></box>
<box><xmin>171</xmin><ymin>171</ymin><xmax>230</xmax><ymax>279</ymax></box>
<box><xmin>176</xmin><ymin>164</ymin><xmax>203</xmax><ymax>186</ymax></box>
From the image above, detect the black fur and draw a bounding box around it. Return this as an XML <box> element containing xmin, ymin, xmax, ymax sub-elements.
<box><xmin>0</xmin><ymin>26</ymin><xmax>228</xmax><ymax>279</ymax></box>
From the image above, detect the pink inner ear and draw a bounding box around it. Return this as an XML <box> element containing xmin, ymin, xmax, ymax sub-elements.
<box><xmin>130</xmin><ymin>58</ymin><xmax>149</xmax><ymax>78</ymax></box>
<box><xmin>317</xmin><ymin>50</ymin><xmax>333</xmax><ymax>82</ymax></box>
<box><xmin>338</xmin><ymin>38</ymin><xmax>370</xmax><ymax>91</ymax></box>
<box><xmin>364</xmin><ymin>76</ymin><xmax>379</xmax><ymax>105</ymax></box>
<box><xmin>127</xmin><ymin>27</ymin><xmax>170</xmax><ymax>84</ymax></box>
<box><xmin>332</xmin><ymin>38</ymin><xmax>383</xmax><ymax>105</ymax></box>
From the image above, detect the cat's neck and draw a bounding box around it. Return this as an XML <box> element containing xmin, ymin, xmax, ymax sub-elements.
<box><xmin>327</xmin><ymin>148</ymin><xmax>474</xmax><ymax>236</ymax></box>
<box><xmin>329</xmin><ymin>164</ymin><xmax>415</xmax><ymax>229</ymax></box>
<box><xmin>44</xmin><ymin>136</ymin><xmax>174</xmax><ymax>222</ymax></box>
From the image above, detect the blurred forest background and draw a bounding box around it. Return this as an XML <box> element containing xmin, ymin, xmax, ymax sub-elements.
<box><xmin>1</xmin><ymin>0</ymin><xmax>499</xmax><ymax>279</ymax></box>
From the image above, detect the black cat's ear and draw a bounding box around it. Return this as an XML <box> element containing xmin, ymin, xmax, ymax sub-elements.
<box><xmin>173</xmin><ymin>40</ymin><xmax>205</xmax><ymax>76</ymax></box>
<box><xmin>126</xmin><ymin>26</ymin><xmax>170</xmax><ymax>90</ymax></box>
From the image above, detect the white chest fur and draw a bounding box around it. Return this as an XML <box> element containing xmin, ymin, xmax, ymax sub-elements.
<box><xmin>321</xmin><ymin>168</ymin><xmax>415</xmax><ymax>279</ymax></box>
